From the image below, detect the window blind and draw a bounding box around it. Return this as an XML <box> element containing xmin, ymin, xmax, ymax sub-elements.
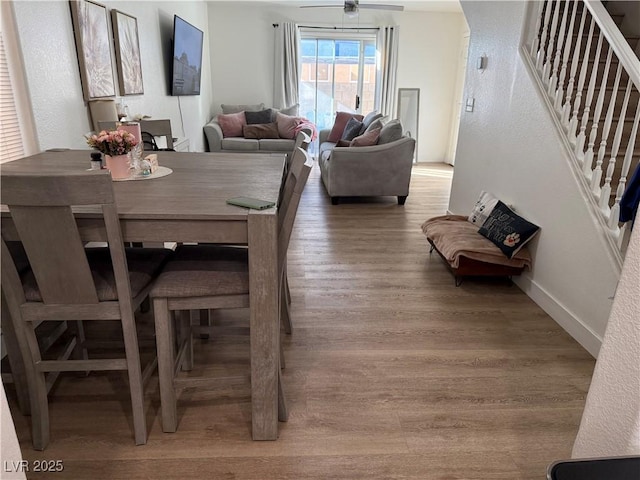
<box><xmin>0</xmin><ymin>32</ymin><xmax>25</xmax><ymax>163</ymax></box>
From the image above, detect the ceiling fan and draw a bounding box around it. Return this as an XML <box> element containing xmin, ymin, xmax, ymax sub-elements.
<box><xmin>301</xmin><ymin>1</ymin><xmax>404</xmax><ymax>17</ymax></box>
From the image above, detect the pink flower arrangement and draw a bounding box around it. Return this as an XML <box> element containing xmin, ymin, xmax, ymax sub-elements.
<box><xmin>86</xmin><ymin>129</ymin><xmax>139</xmax><ymax>156</ymax></box>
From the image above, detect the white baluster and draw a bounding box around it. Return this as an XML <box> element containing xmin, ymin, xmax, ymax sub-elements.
<box><xmin>562</xmin><ymin>9</ymin><xmax>588</xmax><ymax>127</ymax></box>
<box><xmin>609</xmin><ymin>99</ymin><xmax>640</xmax><ymax>229</ymax></box>
<box><xmin>576</xmin><ymin>30</ymin><xmax>604</xmax><ymax>164</ymax></box>
<box><xmin>530</xmin><ymin>0</ymin><xmax>545</xmax><ymax>59</ymax></box>
<box><xmin>555</xmin><ymin>1</ymin><xmax>579</xmax><ymax>111</ymax></box>
<box><xmin>600</xmin><ymin>79</ymin><xmax>632</xmax><ymax>216</ymax></box>
<box><xmin>592</xmin><ymin>63</ymin><xmax>623</xmax><ymax>195</ymax></box>
<box><xmin>584</xmin><ymin>45</ymin><xmax>613</xmax><ymax>180</ymax></box>
<box><xmin>537</xmin><ymin>0</ymin><xmax>555</xmax><ymax>72</ymax></box>
<box><xmin>542</xmin><ymin>0</ymin><xmax>562</xmax><ymax>84</ymax></box>
<box><xmin>548</xmin><ymin>1</ymin><xmax>571</xmax><ymax>96</ymax></box>
<box><xmin>569</xmin><ymin>17</ymin><xmax>596</xmax><ymax>143</ymax></box>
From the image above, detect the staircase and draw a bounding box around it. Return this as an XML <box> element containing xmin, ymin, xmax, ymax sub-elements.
<box><xmin>521</xmin><ymin>0</ymin><xmax>640</xmax><ymax>265</ymax></box>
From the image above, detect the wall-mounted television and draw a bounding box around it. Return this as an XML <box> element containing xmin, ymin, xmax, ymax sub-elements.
<box><xmin>171</xmin><ymin>15</ymin><xmax>203</xmax><ymax>96</ymax></box>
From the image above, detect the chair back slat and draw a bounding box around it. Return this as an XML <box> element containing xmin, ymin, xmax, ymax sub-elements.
<box><xmin>8</xmin><ymin>206</ymin><xmax>99</xmax><ymax>304</ymax></box>
<box><xmin>278</xmin><ymin>147</ymin><xmax>313</xmax><ymax>270</ymax></box>
<box><xmin>1</xmin><ymin>171</ymin><xmax>114</xmax><ymax>206</ymax></box>
<box><xmin>1</xmin><ymin>171</ymin><xmax>118</xmax><ymax>305</ymax></box>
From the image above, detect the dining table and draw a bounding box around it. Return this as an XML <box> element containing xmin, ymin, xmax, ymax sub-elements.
<box><xmin>1</xmin><ymin>149</ymin><xmax>286</xmax><ymax>440</ymax></box>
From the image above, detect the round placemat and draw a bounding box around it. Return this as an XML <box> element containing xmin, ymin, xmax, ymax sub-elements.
<box><xmin>112</xmin><ymin>166</ymin><xmax>173</xmax><ymax>182</ymax></box>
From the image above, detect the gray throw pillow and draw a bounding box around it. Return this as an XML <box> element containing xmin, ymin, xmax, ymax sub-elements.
<box><xmin>272</xmin><ymin>104</ymin><xmax>300</xmax><ymax>122</ymax></box>
<box><xmin>245</xmin><ymin>109</ymin><xmax>273</xmax><ymax>125</ymax></box>
<box><xmin>378</xmin><ymin>119</ymin><xmax>403</xmax><ymax>144</ymax></box>
<box><xmin>359</xmin><ymin>111</ymin><xmax>383</xmax><ymax>135</ymax></box>
<box><xmin>221</xmin><ymin>103</ymin><xmax>265</xmax><ymax>114</ymax></box>
<box><xmin>341</xmin><ymin>117</ymin><xmax>364</xmax><ymax>141</ymax></box>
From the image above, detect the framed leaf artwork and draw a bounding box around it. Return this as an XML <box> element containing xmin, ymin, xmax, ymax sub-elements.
<box><xmin>69</xmin><ymin>0</ymin><xmax>116</xmax><ymax>100</ymax></box>
<box><xmin>111</xmin><ymin>9</ymin><xmax>144</xmax><ymax>95</ymax></box>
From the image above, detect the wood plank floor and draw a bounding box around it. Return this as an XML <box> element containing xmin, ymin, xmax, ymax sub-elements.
<box><xmin>6</xmin><ymin>163</ymin><xmax>595</xmax><ymax>479</ymax></box>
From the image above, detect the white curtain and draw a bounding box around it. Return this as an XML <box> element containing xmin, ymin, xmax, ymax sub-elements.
<box><xmin>273</xmin><ymin>22</ymin><xmax>300</xmax><ymax>110</ymax></box>
<box><xmin>377</xmin><ymin>26</ymin><xmax>399</xmax><ymax>118</ymax></box>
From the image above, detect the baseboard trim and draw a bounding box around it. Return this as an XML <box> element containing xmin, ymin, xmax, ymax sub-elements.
<box><xmin>514</xmin><ymin>275</ymin><xmax>602</xmax><ymax>358</ymax></box>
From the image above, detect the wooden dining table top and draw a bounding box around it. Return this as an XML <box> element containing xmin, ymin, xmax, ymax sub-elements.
<box><xmin>0</xmin><ymin>150</ymin><xmax>285</xmax><ymax>222</ymax></box>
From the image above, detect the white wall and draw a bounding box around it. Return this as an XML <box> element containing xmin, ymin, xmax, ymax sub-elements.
<box><xmin>206</xmin><ymin>1</ymin><xmax>466</xmax><ymax>162</ymax></box>
<box><xmin>573</xmin><ymin>222</ymin><xmax>640</xmax><ymax>457</ymax></box>
<box><xmin>12</xmin><ymin>0</ymin><xmax>212</xmax><ymax>152</ymax></box>
<box><xmin>450</xmin><ymin>1</ymin><xmax>621</xmax><ymax>356</ymax></box>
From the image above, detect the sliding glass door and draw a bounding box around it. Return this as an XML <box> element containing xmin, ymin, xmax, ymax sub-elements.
<box><xmin>299</xmin><ymin>31</ymin><xmax>377</xmax><ymax>134</ymax></box>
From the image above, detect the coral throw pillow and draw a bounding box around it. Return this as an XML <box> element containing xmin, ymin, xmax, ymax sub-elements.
<box><xmin>327</xmin><ymin>112</ymin><xmax>364</xmax><ymax>143</ymax></box>
<box><xmin>276</xmin><ymin>112</ymin><xmax>302</xmax><ymax>139</ymax></box>
<box><xmin>217</xmin><ymin>111</ymin><xmax>246</xmax><ymax>138</ymax></box>
<box><xmin>350</xmin><ymin>127</ymin><xmax>381</xmax><ymax>147</ymax></box>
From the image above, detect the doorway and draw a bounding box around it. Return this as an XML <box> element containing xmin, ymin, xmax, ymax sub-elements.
<box><xmin>299</xmin><ymin>30</ymin><xmax>378</xmax><ymax>134</ymax></box>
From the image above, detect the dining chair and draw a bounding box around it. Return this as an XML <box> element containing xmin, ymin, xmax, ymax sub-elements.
<box><xmin>280</xmin><ymin>131</ymin><xmax>312</xmax><ymax>336</ymax></box>
<box><xmin>0</xmin><ymin>170</ymin><xmax>172</xmax><ymax>450</ymax></box>
<box><xmin>150</xmin><ymin>147</ymin><xmax>313</xmax><ymax>433</ymax></box>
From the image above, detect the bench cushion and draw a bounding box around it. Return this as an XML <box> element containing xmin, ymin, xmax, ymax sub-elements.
<box><xmin>421</xmin><ymin>215</ymin><xmax>531</xmax><ymax>270</ymax></box>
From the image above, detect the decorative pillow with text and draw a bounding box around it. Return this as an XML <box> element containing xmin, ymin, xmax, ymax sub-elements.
<box><xmin>468</xmin><ymin>190</ymin><xmax>499</xmax><ymax>225</ymax></box>
<box><xmin>478</xmin><ymin>201</ymin><xmax>540</xmax><ymax>258</ymax></box>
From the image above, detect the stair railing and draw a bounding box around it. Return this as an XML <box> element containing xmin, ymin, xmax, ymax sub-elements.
<box><xmin>521</xmin><ymin>0</ymin><xmax>640</xmax><ymax>262</ymax></box>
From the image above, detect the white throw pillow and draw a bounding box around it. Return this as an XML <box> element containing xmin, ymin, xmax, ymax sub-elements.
<box><xmin>468</xmin><ymin>191</ymin><xmax>499</xmax><ymax>226</ymax></box>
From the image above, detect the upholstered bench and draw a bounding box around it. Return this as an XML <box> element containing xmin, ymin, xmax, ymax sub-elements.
<box><xmin>421</xmin><ymin>215</ymin><xmax>532</xmax><ymax>286</ymax></box>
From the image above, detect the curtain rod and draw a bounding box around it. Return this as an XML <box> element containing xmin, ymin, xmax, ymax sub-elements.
<box><xmin>273</xmin><ymin>23</ymin><xmax>379</xmax><ymax>31</ymax></box>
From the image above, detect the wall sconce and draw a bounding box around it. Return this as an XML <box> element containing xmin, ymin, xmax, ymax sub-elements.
<box><xmin>477</xmin><ymin>55</ymin><xmax>487</xmax><ymax>71</ymax></box>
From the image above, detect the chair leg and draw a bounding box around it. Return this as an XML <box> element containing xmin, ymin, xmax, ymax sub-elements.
<box><xmin>198</xmin><ymin>309</ymin><xmax>211</xmax><ymax>340</ymax></box>
<box><xmin>70</xmin><ymin>321</ymin><xmax>89</xmax><ymax>363</ymax></box>
<box><xmin>0</xmin><ymin>302</ymin><xmax>31</xmax><ymax>416</ymax></box>
<box><xmin>284</xmin><ymin>264</ymin><xmax>291</xmax><ymax>305</ymax></box>
<box><xmin>280</xmin><ymin>341</ymin><xmax>286</xmax><ymax>370</ymax></box>
<box><xmin>278</xmin><ymin>369</ymin><xmax>288</xmax><ymax>422</ymax></box>
<box><xmin>179</xmin><ymin>310</ymin><xmax>193</xmax><ymax>371</ymax></box>
<box><xmin>21</xmin><ymin>320</ymin><xmax>50</xmax><ymax>450</ymax></box>
<box><xmin>120</xmin><ymin>307</ymin><xmax>147</xmax><ymax>445</ymax></box>
<box><xmin>281</xmin><ymin>284</ymin><xmax>292</xmax><ymax>335</ymax></box>
<box><xmin>153</xmin><ymin>298</ymin><xmax>178</xmax><ymax>433</ymax></box>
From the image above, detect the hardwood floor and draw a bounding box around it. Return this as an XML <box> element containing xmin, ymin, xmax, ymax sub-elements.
<box><xmin>6</xmin><ymin>163</ymin><xmax>595</xmax><ymax>479</ymax></box>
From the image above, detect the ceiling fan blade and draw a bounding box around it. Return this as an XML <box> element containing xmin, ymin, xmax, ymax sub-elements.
<box><xmin>300</xmin><ymin>5</ymin><xmax>344</xmax><ymax>8</ymax></box>
<box><xmin>359</xmin><ymin>4</ymin><xmax>405</xmax><ymax>11</ymax></box>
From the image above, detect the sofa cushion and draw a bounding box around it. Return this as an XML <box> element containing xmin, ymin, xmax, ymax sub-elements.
<box><xmin>468</xmin><ymin>190</ymin><xmax>499</xmax><ymax>226</ymax></box>
<box><xmin>259</xmin><ymin>138</ymin><xmax>296</xmax><ymax>151</ymax></box>
<box><xmin>221</xmin><ymin>103</ymin><xmax>265</xmax><ymax>114</ymax></box>
<box><xmin>327</xmin><ymin>112</ymin><xmax>364</xmax><ymax>143</ymax></box>
<box><xmin>359</xmin><ymin>111</ymin><xmax>383</xmax><ymax>135</ymax></box>
<box><xmin>276</xmin><ymin>112</ymin><xmax>303</xmax><ymax>139</ymax></box>
<box><xmin>378</xmin><ymin>119</ymin><xmax>403</xmax><ymax>144</ymax></box>
<box><xmin>365</xmin><ymin>118</ymin><xmax>384</xmax><ymax>134</ymax></box>
<box><xmin>243</xmin><ymin>122</ymin><xmax>279</xmax><ymax>139</ymax></box>
<box><xmin>271</xmin><ymin>104</ymin><xmax>300</xmax><ymax>121</ymax></box>
<box><xmin>351</xmin><ymin>127</ymin><xmax>381</xmax><ymax>147</ymax></box>
<box><xmin>245</xmin><ymin>109</ymin><xmax>273</xmax><ymax>125</ymax></box>
<box><xmin>478</xmin><ymin>201</ymin><xmax>540</xmax><ymax>259</ymax></box>
<box><xmin>221</xmin><ymin>138</ymin><xmax>260</xmax><ymax>151</ymax></box>
<box><xmin>341</xmin><ymin>117</ymin><xmax>364</xmax><ymax>141</ymax></box>
<box><xmin>217</xmin><ymin>111</ymin><xmax>246</xmax><ymax>138</ymax></box>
